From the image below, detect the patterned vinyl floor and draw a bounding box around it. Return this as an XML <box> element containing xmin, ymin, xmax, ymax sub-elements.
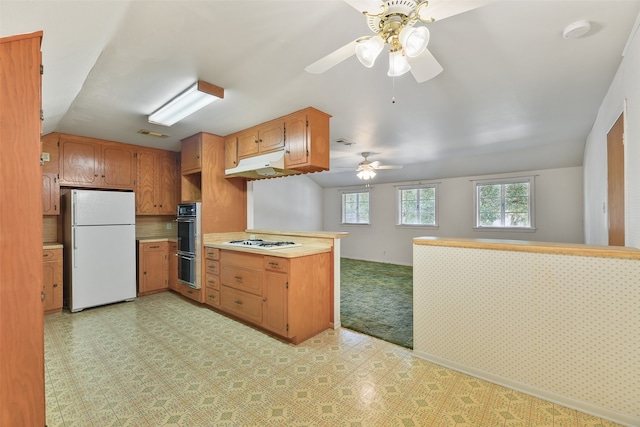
<box><xmin>45</xmin><ymin>292</ymin><xmax>621</xmax><ymax>426</ymax></box>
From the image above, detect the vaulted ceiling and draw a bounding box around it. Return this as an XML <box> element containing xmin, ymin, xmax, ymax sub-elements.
<box><xmin>2</xmin><ymin>0</ymin><xmax>639</xmax><ymax>187</ymax></box>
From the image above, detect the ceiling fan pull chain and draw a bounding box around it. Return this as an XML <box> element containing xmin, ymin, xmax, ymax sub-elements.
<box><xmin>392</xmin><ymin>75</ymin><xmax>397</xmax><ymax>104</ymax></box>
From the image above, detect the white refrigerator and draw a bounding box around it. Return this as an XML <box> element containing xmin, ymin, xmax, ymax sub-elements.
<box><xmin>63</xmin><ymin>189</ymin><xmax>136</xmax><ymax>312</ymax></box>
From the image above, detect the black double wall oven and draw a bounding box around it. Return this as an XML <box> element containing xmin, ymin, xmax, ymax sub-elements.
<box><xmin>176</xmin><ymin>202</ymin><xmax>201</xmax><ymax>289</ymax></box>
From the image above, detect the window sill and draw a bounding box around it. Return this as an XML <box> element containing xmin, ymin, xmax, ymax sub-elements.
<box><xmin>396</xmin><ymin>224</ymin><xmax>439</xmax><ymax>230</ymax></box>
<box><xmin>473</xmin><ymin>227</ymin><xmax>536</xmax><ymax>233</ymax></box>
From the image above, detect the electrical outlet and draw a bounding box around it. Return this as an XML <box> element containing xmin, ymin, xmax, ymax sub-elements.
<box><xmin>250</xmin><ymin>234</ymin><xmax>256</xmax><ymax>240</ymax></box>
<box><xmin>166</xmin><ymin>223</ymin><xmax>172</xmax><ymax>230</ymax></box>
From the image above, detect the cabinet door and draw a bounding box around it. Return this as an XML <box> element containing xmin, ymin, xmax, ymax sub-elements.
<box><xmin>284</xmin><ymin>113</ymin><xmax>308</xmax><ymax>167</ymax></box>
<box><xmin>102</xmin><ymin>144</ymin><xmax>136</xmax><ymax>189</ymax></box>
<box><xmin>43</xmin><ymin>249</ymin><xmax>62</xmax><ymax>313</ymax></box>
<box><xmin>263</xmin><ymin>271</ymin><xmax>288</xmax><ymax>336</ymax></box>
<box><xmin>42</xmin><ymin>173</ymin><xmax>59</xmax><ymax>215</ymax></box>
<box><xmin>181</xmin><ymin>134</ymin><xmax>201</xmax><ymax>174</ymax></box>
<box><xmin>59</xmin><ymin>138</ymin><xmax>100</xmax><ymax>186</ymax></box>
<box><xmin>140</xmin><ymin>243</ymin><xmax>168</xmax><ymax>294</ymax></box>
<box><xmin>224</xmin><ymin>136</ymin><xmax>238</xmax><ymax>170</ymax></box>
<box><xmin>136</xmin><ymin>150</ymin><xmax>156</xmax><ymax>214</ymax></box>
<box><xmin>157</xmin><ymin>152</ymin><xmax>177</xmax><ymax>215</ymax></box>
<box><xmin>259</xmin><ymin>121</ymin><xmax>285</xmax><ymax>153</ymax></box>
<box><xmin>168</xmin><ymin>242</ymin><xmax>178</xmax><ymax>291</ymax></box>
<box><xmin>237</xmin><ymin>128</ymin><xmax>260</xmax><ymax>158</ymax></box>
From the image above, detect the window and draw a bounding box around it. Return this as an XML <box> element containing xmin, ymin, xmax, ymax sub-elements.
<box><xmin>341</xmin><ymin>190</ymin><xmax>370</xmax><ymax>224</ymax></box>
<box><xmin>474</xmin><ymin>177</ymin><xmax>534</xmax><ymax>229</ymax></box>
<box><xmin>397</xmin><ymin>185</ymin><xmax>438</xmax><ymax>226</ymax></box>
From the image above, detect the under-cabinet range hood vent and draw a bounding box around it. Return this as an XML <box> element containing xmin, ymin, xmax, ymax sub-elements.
<box><xmin>225</xmin><ymin>150</ymin><xmax>300</xmax><ymax>179</ymax></box>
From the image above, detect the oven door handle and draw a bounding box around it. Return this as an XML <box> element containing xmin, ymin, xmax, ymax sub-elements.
<box><xmin>176</xmin><ymin>217</ymin><xmax>195</xmax><ymax>223</ymax></box>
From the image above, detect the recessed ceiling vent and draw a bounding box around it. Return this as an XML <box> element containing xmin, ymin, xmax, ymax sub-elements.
<box><xmin>335</xmin><ymin>138</ymin><xmax>356</xmax><ymax>146</ymax></box>
<box><xmin>138</xmin><ymin>129</ymin><xmax>169</xmax><ymax>138</ymax></box>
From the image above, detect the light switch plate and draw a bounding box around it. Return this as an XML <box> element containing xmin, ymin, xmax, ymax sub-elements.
<box><xmin>42</xmin><ymin>152</ymin><xmax>50</xmax><ymax>162</ymax></box>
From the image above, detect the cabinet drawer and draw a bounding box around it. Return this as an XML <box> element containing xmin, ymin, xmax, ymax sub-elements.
<box><xmin>143</xmin><ymin>242</ymin><xmax>166</xmax><ymax>252</ymax></box>
<box><xmin>180</xmin><ymin>284</ymin><xmax>201</xmax><ymax>302</ymax></box>
<box><xmin>220</xmin><ymin>265</ymin><xmax>262</xmax><ymax>296</ymax></box>
<box><xmin>205</xmin><ymin>247</ymin><xmax>219</xmax><ymax>260</ymax></box>
<box><xmin>264</xmin><ymin>256</ymin><xmax>288</xmax><ymax>273</ymax></box>
<box><xmin>205</xmin><ymin>259</ymin><xmax>220</xmax><ymax>276</ymax></box>
<box><xmin>43</xmin><ymin>249</ymin><xmax>61</xmax><ymax>262</ymax></box>
<box><xmin>205</xmin><ymin>274</ymin><xmax>219</xmax><ymax>290</ymax></box>
<box><xmin>221</xmin><ymin>250</ymin><xmax>263</xmax><ymax>269</ymax></box>
<box><xmin>220</xmin><ymin>286</ymin><xmax>262</xmax><ymax>324</ymax></box>
<box><xmin>205</xmin><ymin>289</ymin><xmax>220</xmax><ymax>307</ymax></box>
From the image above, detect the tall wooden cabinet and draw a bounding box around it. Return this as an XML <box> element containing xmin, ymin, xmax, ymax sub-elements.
<box><xmin>178</xmin><ymin>132</ymin><xmax>247</xmax><ymax>302</ymax></box>
<box><xmin>0</xmin><ymin>31</ymin><xmax>46</xmax><ymax>426</ymax></box>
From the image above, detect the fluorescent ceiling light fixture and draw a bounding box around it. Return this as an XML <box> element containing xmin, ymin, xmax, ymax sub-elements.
<box><xmin>148</xmin><ymin>80</ymin><xmax>224</xmax><ymax>126</ymax></box>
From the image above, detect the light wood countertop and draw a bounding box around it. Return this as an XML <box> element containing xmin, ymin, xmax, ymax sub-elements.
<box><xmin>413</xmin><ymin>236</ymin><xmax>640</xmax><ymax>260</ymax></box>
<box><xmin>43</xmin><ymin>242</ymin><xmax>63</xmax><ymax>249</ymax></box>
<box><xmin>204</xmin><ymin>240</ymin><xmax>332</xmax><ymax>258</ymax></box>
<box><xmin>136</xmin><ymin>236</ymin><xmax>177</xmax><ymax>243</ymax></box>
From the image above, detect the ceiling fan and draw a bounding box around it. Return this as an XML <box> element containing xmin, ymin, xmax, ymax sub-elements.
<box><xmin>357</xmin><ymin>152</ymin><xmax>403</xmax><ymax>180</ymax></box>
<box><xmin>305</xmin><ymin>0</ymin><xmax>495</xmax><ymax>82</ymax></box>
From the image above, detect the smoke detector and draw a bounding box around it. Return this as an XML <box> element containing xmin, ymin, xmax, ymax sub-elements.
<box><xmin>335</xmin><ymin>138</ymin><xmax>356</xmax><ymax>146</ymax></box>
<box><xmin>563</xmin><ymin>20</ymin><xmax>591</xmax><ymax>39</ymax></box>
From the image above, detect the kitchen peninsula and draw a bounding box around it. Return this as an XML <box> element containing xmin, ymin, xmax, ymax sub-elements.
<box><xmin>203</xmin><ymin>229</ymin><xmax>347</xmax><ymax>344</ymax></box>
<box><xmin>412</xmin><ymin>237</ymin><xmax>640</xmax><ymax>426</ymax></box>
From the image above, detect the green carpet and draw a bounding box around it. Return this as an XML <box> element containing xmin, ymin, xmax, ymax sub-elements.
<box><xmin>340</xmin><ymin>258</ymin><xmax>413</xmax><ymax>349</ymax></box>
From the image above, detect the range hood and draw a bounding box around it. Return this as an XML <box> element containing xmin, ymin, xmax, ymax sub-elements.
<box><xmin>224</xmin><ymin>150</ymin><xmax>300</xmax><ymax>179</ymax></box>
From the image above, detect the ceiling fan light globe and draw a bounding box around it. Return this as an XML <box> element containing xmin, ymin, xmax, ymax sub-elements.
<box><xmin>399</xmin><ymin>26</ymin><xmax>430</xmax><ymax>57</ymax></box>
<box><xmin>355</xmin><ymin>36</ymin><xmax>385</xmax><ymax>68</ymax></box>
<box><xmin>357</xmin><ymin>169</ymin><xmax>376</xmax><ymax>180</ymax></box>
<box><xmin>388</xmin><ymin>50</ymin><xmax>411</xmax><ymax>76</ymax></box>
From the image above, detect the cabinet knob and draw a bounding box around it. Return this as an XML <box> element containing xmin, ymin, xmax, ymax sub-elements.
<box><xmin>286</xmin><ymin>150</ymin><xmax>290</xmax><ymax>154</ymax></box>
<box><xmin>41</xmin><ymin>292</ymin><xmax>45</xmax><ymax>301</ymax></box>
<box><xmin>235</xmin><ymin>299</ymin><xmax>242</xmax><ymax>305</ymax></box>
<box><xmin>53</xmin><ymin>284</ymin><xmax>58</xmax><ymax>288</ymax></box>
<box><xmin>262</xmin><ymin>297</ymin><xmax>267</xmax><ymax>302</ymax></box>
<box><xmin>94</xmin><ymin>174</ymin><xmax>98</xmax><ymax>177</ymax></box>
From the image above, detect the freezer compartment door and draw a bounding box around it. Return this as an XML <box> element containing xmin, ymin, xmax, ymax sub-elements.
<box><xmin>72</xmin><ymin>189</ymin><xmax>135</xmax><ymax>226</ymax></box>
<box><xmin>69</xmin><ymin>224</ymin><xmax>136</xmax><ymax>312</ymax></box>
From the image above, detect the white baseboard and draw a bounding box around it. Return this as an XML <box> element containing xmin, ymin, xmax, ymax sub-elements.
<box><xmin>412</xmin><ymin>350</ymin><xmax>639</xmax><ymax>427</ymax></box>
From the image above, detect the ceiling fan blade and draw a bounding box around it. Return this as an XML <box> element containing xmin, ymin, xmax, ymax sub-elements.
<box><xmin>344</xmin><ymin>0</ymin><xmax>384</xmax><ymax>14</ymax></box>
<box><xmin>408</xmin><ymin>48</ymin><xmax>444</xmax><ymax>83</ymax></box>
<box><xmin>376</xmin><ymin>165</ymin><xmax>403</xmax><ymax>169</ymax></box>
<box><xmin>305</xmin><ymin>40</ymin><xmax>358</xmax><ymax>74</ymax></box>
<box><xmin>369</xmin><ymin>160</ymin><xmax>381</xmax><ymax>169</ymax></box>
<box><xmin>418</xmin><ymin>0</ymin><xmax>496</xmax><ymax>22</ymax></box>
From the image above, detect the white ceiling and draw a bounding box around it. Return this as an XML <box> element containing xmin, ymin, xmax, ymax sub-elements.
<box><xmin>2</xmin><ymin>0</ymin><xmax>639</xmax><ymax>188</ymax></box>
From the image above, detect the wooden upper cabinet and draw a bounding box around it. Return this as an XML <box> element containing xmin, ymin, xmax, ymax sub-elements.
<box><xmin>59</xmin><ymin>137</ymin><xmax>100</xmax><ymax>186</ymax></box>
<box><xmin>102</xmin><ymin>143</ymin><xmax>136</xmax><ymax>189</ymax></box>
<box><xmin>235</xmin><ymin>119</ymin><xmax>285</xmax><ymax>160</ymax></box>
<box><xmin>57</xmin><ymin>134</ymin><xmax>136</xmax><ymax>190</ymax></box>
<box><xmin>41</xmin><ymin>134</ymin><xmax>60</xmax><ymax>215</ymax></box>
<box><xmin>224</xmin><ymin>136</ymin><xmax>238</xmax><ymax>170</ymax></box>
<box><xmin>284</xmin><ymin>108</ymin><xmax>330</xmax><ymax>172</ymax></box>
<box><xmin>136</xmin><ymin>148</ymin><xmax>178</xmax><ymax>215</ymax></box>
<box><xmin>181</xmin><ymin>134</ymin><xmax>202</xmax><ymax>174</ymax></box>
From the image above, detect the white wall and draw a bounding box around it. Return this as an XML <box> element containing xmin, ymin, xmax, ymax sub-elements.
<box><xmin>250</xmin><ymin>174</ymin><xmax>324</xmax><ymax>231</ymax></box>
<box><xmin>584</xmin><ymin>16</ymin><xmax>640</xmax><ymax>248</ymax></box>
<box><xmin>323</xmin><ymin>167</ymin><xmax>584</xmax><ymax>265</ymax></box>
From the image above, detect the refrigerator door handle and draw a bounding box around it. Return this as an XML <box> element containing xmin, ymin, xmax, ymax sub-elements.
<box><xmin>72</xmin><ymin>191</ymin><xmax>77</xmax><ymax>225</ymax></box>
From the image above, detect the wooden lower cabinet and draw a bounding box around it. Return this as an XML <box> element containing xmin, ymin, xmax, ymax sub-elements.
<box><xmin>138</xmin><ymin>241</ymin><xmax>169</xmax><ymax>296</ymax></box>
<box><xmin>216</xmin><ymin>249</ymin><xmax>331</xmax><ymax>344</ymax></box>
<box><xmin>204</xmin><ymin>247</ymin><xmax>220</xmax><ymax>307</ymax></box>
<box><xmin>43</xmin><ymin>248</ymin><xmax>63</xmax><ymax>314</ymax></box>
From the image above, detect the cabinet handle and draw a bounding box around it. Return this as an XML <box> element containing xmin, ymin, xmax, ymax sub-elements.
<box><xmin>234</xmin><ymin>275</ymin><xmax>242</xmax><ymax>280</ymax></box>
<box><xmin>209</xmin><ymin>294</ymin><xmax>216</xmax><ymax>299</ymax></box>
<box><xmin>268</xmin><ymin>261</ymin><xmax>279</xmax><ymax>266</ymax></box>
<box><xmin>149</xmin><ymin>245</ymin><xmax>160</xmax><ymax>249</ymax></box>
<box><xmin>53</xmin><ymin>284</ymin><xmax>58</xmax><ymax>288</ymax></box>
<box><xmin>235</xmin><ymin>299</ymin><xmax>242</xmax><ymax>305</ymax></box>
<box><xmin>102</xmin><ymin>175</ymin><xmax>105</xmax><ymax>178</ymax></box>
<box><xmin>285</xmin><ymin>150</ymin><xmax>290</xmax><ymax>154</ymax></box>
<box><xmin>254</xmin><ymin>139</ymin><xmax>259</xmax><ymax>144</ymax></box>
<box><xmin>262</xmin><ymin>297</ymin><xmax>267</xmax><ymax>302</ymax></box>
<box><xmin>41</xmin><ymin>292</ymin><xmax>45</xmax><ymax>301</ymax></box>
<box><xmin>94</xmin><ymin>174</ymin><xmax>98</xmax><ymax>177</ymax></box>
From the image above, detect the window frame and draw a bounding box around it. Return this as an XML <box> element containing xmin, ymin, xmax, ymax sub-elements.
<box><xmin>396</xmin><ymin>184</ymin><xmax>439</xmax><ymax>228</ymax></box>
<box><xmin>473</xmin><ymin>176</ymin><xmax>536</xmax><ymax>231</ymax></box>
<box><xmin>341</xmin><ymin>189</ymin><xmax>371</xmax><ymax>225</ymax></box>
